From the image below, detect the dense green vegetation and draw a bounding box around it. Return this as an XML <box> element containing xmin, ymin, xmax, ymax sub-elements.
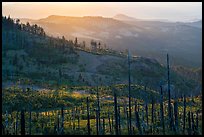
<box><xmin>2</xmin><ymin>86</ymin><xmax>202</xmax><ymax>135</ymax></box>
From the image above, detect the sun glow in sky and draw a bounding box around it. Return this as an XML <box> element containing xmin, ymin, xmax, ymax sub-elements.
<box><xmin>2</xmin><ymin>2</ymin><xmax>202</xmax><ymax>22</ymax></box>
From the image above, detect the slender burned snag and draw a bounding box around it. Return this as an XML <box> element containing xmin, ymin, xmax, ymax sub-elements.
<box><xmin>160</xmin><ymin>85</ymin><xmax>165</xmax><ymax>135</ymax></box>
<box><xmin>135</xmin><ymin>111</ymin><xmax>142</xmax><ymax>135</ymax></box>
<box><xmin>151</xmin><ymin>98</ymin><xmax>154</xmax><ymax>133</ymax></box>
<box><xmin>76</xmin><ymin>107</ymin><xmax>80</xmax><ymax>129</ymax></box>
<box><xmin>188</xmin><ymin>111</ymin><xmax>192</xmax><ymax>135</ymax></box>
<box><xmin>171</xmin><ymin>103</ymin><xmax>176</xmax><ymax>132</ymax></box>
<box><xmin>135</xmin><ymin>102</ymin><xmax>142</xmax><ymax>135</ymax></box>
<box><xmin>145</xmin><ymin>103</ymin><xmax>149</xmax><ymax>129</ymax></box>
<box><xmin>73</xmin><ymin>107</ymin><xmax>76</xmax><ymax>130</ymax></box>
<box><xmin>142</xmin><ymin>104</ymin><xmax>145</xmax><ymax>133</ymax></box>
<box><xmin>57</xmin><ymin>112</ymin><xmax>60</xmax><ymax>134</ymax></box>
<box><xmin>127</xmin><ymin>50</ymin><xmax>132</xmax><ymax>135</ymax></box>
<box><xmin>126</xmin><ymin>107</ymin><xmax>130</xmax><ymax>134</ymax></box>
<box><xmin>194</xmin><ymin>110</ymin><xmax>199</xmax><ymax>134</ymax></box>
<box><xmin>191</xmin><ymin>112</ymin><xmax>195</xmax><ymax>134</ymax></box>
<box><xmin>111</xmin><ymin>115</ymin><xmax>114</xmax><ymax>134</ymax></box>
<box><xmin>2</xmin><ymin>123</ymin><xmax>5</xmax><ymax>135</ymax></box>
<box><xmin>167</xmin><ymin>53</ymin><xmax>172</xmax><ymax>130</ymax></box>
<box><xmin>36</xmin><ymin>112</ymin><xmax>39</xmax><ymax>133</ymax></box>
<box><xmin>196</xmin><ymin>110</ymin><xmax>199</xmax><ymax>131</ymax></box>
<box><xmin>5</xmin><ymin>110</ymin><xmax>8</xmax><ymax>134</ymax></box>
<box><xmin>29</xmin><ymin>107</ymin><xmax>32</xmax><ymax>135</ymax></box>
<box><xmin>20</xmin><ymin>109</ymin><xmax>25</xmax><ymax>135</ymax></box>
<box><xmin>118</xmin><ymin>105</ymin><xmax>121</xmax><ymax>135</ymax></box>
<box><xmin>96</xmin><ymin>107</ymin><xmax>99</xmax><ymax>135</ymax></box>
<box><xmin>86</xmin><ymin>97</ymin><xmax>91</xmax><ymax>135</ymax></box>
<box><xmin>102</xmin><ymin>116</ymin><xmax>105</xmax><ymax>135</ymax></box>
<box><xmin>96</xmin><ymin>86</ymin><xmax>101</xmax><ymax>135</ymax></box>
<box><xmin>134</xmin><ymin>100</ymin><xmax>138</xmax><ymax>128</ymax></box>
<box><xmin>108</xmin><ymin>109</ymin><xmax>112</xmax><ymax>133</ymax></box>
<box><xmin>61</xmin><ymin>106</ymin><xmax>64</xmax><ymax>135</ymax></box>
<box><xmin>183</xmin><ymin>94</ymin><xmax>186</xmax><ymax>134</ymax></box>
<box><xmin>15</xmin><ymin>111</ymin><xmax>19</xmax><ymax>135</ymax></box>
<box><xmin>174</xmin><ymin>94</ymin><xmax>178</xmax><ymax>133</ymax></box>
<box><xmin>114</xmin><ymin>90</ymin><xmax>119</xmax><ymax>135</ymax></box>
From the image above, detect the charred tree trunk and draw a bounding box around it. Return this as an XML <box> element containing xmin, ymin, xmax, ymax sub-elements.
<box><xmin>96</xmin><ymin>108</ymin><xmax>99</xmax><ymax>135</ymax></box>
<box><xmin>183</xmin><ymin>94</ymin><xmax>186</xmax><ymax>134</ymax></box>
<box><xmin>191</xmin><ymin>112</ymin><xmax>195</xmax><ymax>134</ymax></box>
<box><xmin>61</xmin><ymin>107</ymin><xmax>64</xmax><ymax>135</ymax></box>
<box><xmin>15</xmin><ymin>111</ymin><xmax>18</xmax><ymax>135</ymax></box>
<box><xmin>36</xmin><ymin>112</ymin><xmax>39</xmax><ymax>133</ymax></box>
<box><xmin>114</xmin><ymin>91</ymin><xmax>119</xmax><ymax>135</ymax></box>
<box><xmin>160</xmin><ymin>85</ymin><xmax>165</xmax><ymax>135</ymax></box>
<box><xmin>174</xmin><ymin>95</ymin><xmax>178</xmax><ymax>133</ymax></box>
<box><xmin>69</xmin><ymin>110</ymin><xmax>72</xmax><ymax>127</ymax></box>
<box><xmin>76</xmin><ymin>107</ymin><xmax>80</xmax><ymax>129</ymax></box>
<box><xmin>5</xmin><ymin>111</ymin><xmax>8</xmax><ymax>134</ymax></box>
<box><xmin>135</xmin><ymin>110</ymin><xmax>142</xmax><ymax>135</ymax></box>
<box><xmin>196</xmin><ymin>110</ymin><xmax>198</xmax><ymax>133</ymax></box>
<box><xmin>54</xmin><ymin>125</ymin><xmax>57</xmax><ymax>135</ymax></box>
<box><xmin>103</xmin><ymin>116</ymin><xmax>105</xmax><ymax>135</ymax></box>
<box><xmin>29</xmin><ymin>109</ymin><xmax>32</xmax><ymax>135</ymax></box>
<box><xmin>128</xmin><ymin>50</ymin><xmax>132</xmax><ymax>135</ymax></box>
<box><xmin>111</xmin><ymin>115</ymin><xmax>114</xmax><ymax>134</ymax></box>
<box><xmin>134</xmin><ymin>100</ymin><xmax>138</xmax><ymax>128</ymax></box>
<box><xmin>118</xmin><ymin>105</ymin><xmax>121</xmax><ymax>135</ymax></box>
<box><xmin>126</xmin><ymin>107</ymin><xmax>130</xmax><ymax>134</ymax></box>
<box><xmin>188</xmin><ymin>111</ymin><xmax>191</xmax><ymax>135</ymax></box>
<box><xmin>96</xmin><ymin>86</ymin><xmax>101</xmax><ymax>135</ymax></box>
<box><xmin>73</xmin><ymin>108</ymin><xmax>75</xmax><ymax>130</ymax></box>
<box><xmin>2</xmin><ymin>123</ymin><xmax>5</xmax><ymax>135</ymax></box>
<box><xmin>151</xmin><ymin>99</ymin><xmax>154</xmax><ymax>133</ymax></box>
<box><xmin>145</xmin><ymin>103</ymin><xmax>149</xmax><ymax>129</ymax></box>
<box><xmin>108</xmin><ymin>110</ymin><xmax>112</xmax><ymax>133</ymax></box>
<box><xmin>41</xmin><ymin>122</ymin><xmax>44</xmax><ymax>134</ymax></box>
<box><xmin>20</xmin><ymin>110</ymin><xmax>25</xmax><ymax>135</ymax></box>
<box><xmin>167</xmin><ymin>53</ymin><xmax>172</xmax><ymax>130</ymax></box>
<box><xmin>57</xmin><ymin>113</ymin><xmax>60</xmax><ymax>134</ymax></box>
<box><xmin>142</xmin><ymin>105</ymin><xmax>145</xmax><ymax>133</ymax></box>
<box><xmin>171</xmin><ymin>103</ymin><xmax>176</xmax><ymax>132</ymax></box>
<box><xmin>86</xmin><ymin>97</ymin><xmax>91</xmax><ymax>135</ymax></box>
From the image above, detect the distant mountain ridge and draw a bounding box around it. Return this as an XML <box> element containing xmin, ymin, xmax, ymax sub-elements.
<box><xmin>113</xmin><ymin>14</ymin><xmax>138</xmax><ymax>21</ymax></box>
<box><xmin>19</xmin><ymin>15</ymin><xmax>202</xmax><ymax>68</ymax></box>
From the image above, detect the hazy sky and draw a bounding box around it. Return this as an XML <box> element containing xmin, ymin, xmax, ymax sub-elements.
<box><xmin>2</xmin><ymin>2</ymin><xmax>202</xmax><ymax>22</ymax></box>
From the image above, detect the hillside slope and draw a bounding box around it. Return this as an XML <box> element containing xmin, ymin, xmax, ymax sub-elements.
<box><xmin>2</xmin><ymin>16</ymin><xmax>201</xmax><ymax>97</ymax></box>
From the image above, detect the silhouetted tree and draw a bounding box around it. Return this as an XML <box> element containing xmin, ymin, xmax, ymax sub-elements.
<box><xmin>74</xmin><ymin>37</ymin><xmax>78</xmax><ymax>46</ymax></box>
